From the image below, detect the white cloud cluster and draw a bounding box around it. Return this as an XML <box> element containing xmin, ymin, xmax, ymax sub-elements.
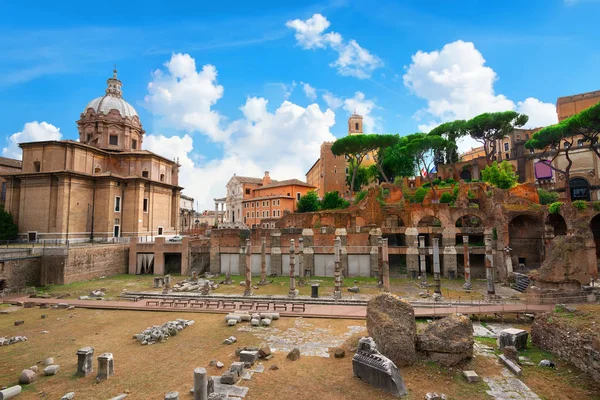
<box><xmin>2</xmin><ymin>121</ymin><xmax>62</xmax><ymax>159</ymax></box>
<box><xmin>286</xmin><ymin>14</ymin><xmax>383</xmax><ymax>79</ymax></box>
<box><xmin>321</xmin><ymin>90</ymin><xmax>381</xmax><ymax>132</ymax></box>
<box><xmin>144</xmin><ymin>53</ymin><xmax>228</xmax><ymax>142</ymax></box>
<box><xmin>403</xmin><ymin>40</ymin><xmax>558</xmax><ymax>151</ymax></box>
<box><xmin>301</xmin><ymin>82</ymin><xmax>317</xmax><ymax>100</ymax></box>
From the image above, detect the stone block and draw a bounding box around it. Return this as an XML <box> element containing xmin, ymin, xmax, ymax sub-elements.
<box><xmin>498</xmin><ymin>328</ymin><xmax>528</xmax><ymax>350</ymax></box>
<box><xmin>19</xmin><ymin>369</ymin><xmax>37</xmax><ymax>384</ymax></box>
<box><xmin>225</xmin><ymin>314</ymin><xmax>241</xmax><ymax>323</ymax></box>
<box><xmin>44</xmin><ymin>365</ymin><xmax>60</xmax><ymax>376</ymax></box>
<box><xmin>352</xmin><ymin>337</ymin><xmax>407</xmax><ymax>398</ymax></box>
<box><xmin>227</xmin><ymin>319</ymin><xmax>237</xmax><ymax>326</ymax></box>
<box><xmin>0</xmin><ymin>385</ymin><xmax>22</xmax><ymax>400</ymax></box>
<box><xmin>230</xmin><ymin>362</ymin><xmax>245</xmax><ymax>377</ymax></box>
<box><xmin>287</xmin><ymin>348</ymin><xmax>300</xmax><ymax>361</ymax></box>
<box><xmin>251</xmin><ymin>319</ymin><xmax>260</xmax><ymax>326</ymax></box>
<box><xmin>258</xmin><ymin>346</ymin><xmax>271</xmax><ymax>358</ymax></box>
<box><xmin>76</xmin><ymin>346</ymin><xmax>94</xmax><ymax>377</ymax></box>
<box><xmin>220</xmin><ymin>371</ymin><xmax>236</xmax><ymax>385</ymax></box>
<box><xmin>425</xmin><ymin>393</ymin><xmax>447</xmax><ymax>400</ymax></box>
<box><xmin>462</xmin><ymin>370</ymin><xmax>479</xmax><ymax>383</ymax></box>
<box><xmin>164</xmin><ymin>391</ymin><xmax>179</xmax><ymax>400</ymax></box>
<box><xmin>44</xmin><ymin>357</ymin><xmax>54</xmax><ymax>366</ymax></box>
<box><xmin>14</xmin><ymin>320</ymin><xmax>24</xmax><ymax>326</ymax></box>
<box><xmin>334</xmin><ymin>348</ymin><xmax>345</xmax><ymax>358</ymax></box>
<box><xmin>97</xmin><ymin>353</ymin><xmax>114</xmax><ymax>381</ymax></box>
<box><xmin>499</xmin><ymin>354</ymin><xmax>522</xmax><ymax>376</ymax></box>
<box><xmin>240</xmin><ymin>351</ymin><xmax>259</xmax><ymax>365</ymax></box>
<box><xmin>61</xmin><ymin>392</ymin><xmax>75</xmax><ymax>400</ymax></box>
<box><xmin>261</xmin><ymin>318</ymin><xmax>271</xmax><ymax>326</ymax></box>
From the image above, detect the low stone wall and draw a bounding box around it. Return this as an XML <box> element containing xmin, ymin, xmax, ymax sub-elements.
<box><xmin>0</xmin><ymin>257</ymin><xmax>41</xmax><ymax>288</ymax></box>
<box><xmin>532</xmin><ymin>309</ymin><xmax>600</xmax><ymax>382</ymax></box>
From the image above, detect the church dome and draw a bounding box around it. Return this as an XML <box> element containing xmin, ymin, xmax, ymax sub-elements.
<box><xmin>83</xmin><ymin>69</ymin><xmax>138</xmax><ymax>118</ymax></box>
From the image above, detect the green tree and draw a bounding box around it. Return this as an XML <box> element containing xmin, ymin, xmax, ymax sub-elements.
<box><xmin>561</xmin><ymin>101</ymin><xmax>600</xmax><ymax>158</ymax></box>
<box><xmin>331</xmin><ymin>135</ymin><xmax>372</xmax><ymax>195</ymax></box>
<box><xmin>481</xmin><ymin>161</ymin><xmax>518</xmax><ymax>189</ymax></box>
<box><xmin>321</xmin><ymin>191</ymin><xmax>350</xmax><ymax>210</ymax></box>
<box><xmin>429</xmin><ymin>120</ymin><xmax>464</xmax><ymax>179</ymax></box>
<box><xmin>400</xmin><ymin>133</ymin><xmax>449</xmax><ymax>201</ymax></box>
<box><xmin>346</xmin><ymin>159</ymin><xmax>372</xmax><ymax>192</ymax></box>
<box><xmin>463</xmin><ymin>111</ymin><xmax>529</xmax><ymax>165</ymax></box>
<box><xmin>380</xmin><ymin>136</ymin><xmax>417</xmax><ymax>182</ymax></box>
<box><xmin>525</xmin><ymin>120</ymin><xmax>576</xmax><ymax>201</ymax></box>
<box><xmin>0</xmin><ymin>205</ymin><xmax>18</xmax><ymax>240</ymax></box>
<box><xmin>296</xmin><ymin>190</ymin><xmax>320</xmax><ymax>213</ymax></box>
<box><xmin>362</xmin><ymin>134</ymin><xmax>399</xmax><ymax>183</ymax></box>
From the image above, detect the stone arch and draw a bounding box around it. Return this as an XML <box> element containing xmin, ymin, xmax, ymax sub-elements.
<box><xmin>508</xmin><ymin>214</ymin><xmax>544</xmax><ymax>270</ymax></box>
<box><xmin>570</xmin><ymin>177</ymin><xmax>591</xmax><ymax>201</ymax></box>
<box><xmin>455</xmin><ymin>214</ymin><xmax>483</xmax><ymax>228</ymax></box>
<box><xmin>418</xmin><ymin>216</ymin><xmax>442</xmax><ymax>228</ymax></box>
<box><xmin>460</xmin><ymin>169</ymin><xmax>472</xmax><ymax>181</ymax></box>
<box><xmin>546</xmin><ymin>213</ymin><xmax>567</xmax><ymax>236</ymax></box>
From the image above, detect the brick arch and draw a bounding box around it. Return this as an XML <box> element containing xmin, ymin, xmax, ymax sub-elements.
<box><xmin>410</xmin><ymin>207</ymin><xmax>450</xmax><ymax>227</ymax></box>
<box><xmin>450</xmin><ymin>209</ymin><xmax>489</xmax><ymax>228</ymax></box>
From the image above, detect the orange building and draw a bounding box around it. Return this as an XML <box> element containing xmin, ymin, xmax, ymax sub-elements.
<box><xmin>557</xmin><ymin>90</ymin><xmax>600</xmax><ymax>121</ymax></box>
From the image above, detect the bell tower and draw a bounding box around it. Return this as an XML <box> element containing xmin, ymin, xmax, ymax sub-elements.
<box><xmin>348</xmin><ymin>112</ymin><xmax>363</xmax><ymax>135</ymax></box>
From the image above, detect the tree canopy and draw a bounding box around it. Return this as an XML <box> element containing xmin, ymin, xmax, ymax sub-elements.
<box><xmin>362</xmin><ymin>134</ymin><xmax>399</xmax><ymax>183</ymax></box>
<box><xmin>400</xmin><ymin>133</ymin><xmax>449</xmax><ymax>200</ymax></box>
<box><xmin>0</xmin><ymin>205</ymin><xmax>18</xmax><ymax>240</ymax></box>
<box><xmin>331</xmin><ymin>135</ymin><xmax>373</xmax><ymax>195</ymax></box>
<box><xmin>463</xmin><ymin>111</ymin><xmax>529</xmax><ymax>165</ymax></box>
<box><xmin>429</xmin><ymin>120</ymin><xmax>464</xmax><ymax>178</ymax></box>
<box><xmin>321</xmin><ymin>191</ymin><xmax>350</xmax><ymax>210</ymax></box>
<box><xmin>481</xmin><ymin>161</ymin><xmax>518</xmax><ymax>189</ymax></box>
<box><xmin>296</xmin><ymin>190</ymin><xmax>320</xmax><ymax>213</ymax></box>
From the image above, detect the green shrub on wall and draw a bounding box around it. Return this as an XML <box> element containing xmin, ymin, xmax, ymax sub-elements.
<box><xmin>549</xmin><ymin>202</ymin><xmax>562</xmax><ymax>214</ymax></box>
<box><xmin>538</xmin><ymin>189</ymin><xmax>559</xmax><ymax>205</ymax></box>
<box><xmin>439</xmin><ymin>192</ymin><xmax>453</xmax><ymax>204</ymax></box>
<box><xmin>572</xmin><ymin>200</ymin><xmax>587</xmax><ymax>210</ymax></box>
<box><xmin>413</xmin><ymin>187</ymin><xmax>429</xmax><ymax>204</ymax></box>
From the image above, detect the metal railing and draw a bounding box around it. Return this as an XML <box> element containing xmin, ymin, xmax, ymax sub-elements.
<box><xmin>0</xmin><ymin>237</ymin><xmax>130</xmax><ymax>248</ymax></box>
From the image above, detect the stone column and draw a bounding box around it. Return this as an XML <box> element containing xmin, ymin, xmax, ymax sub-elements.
<box><xmin>288</xmin><ymin>239</ymin><xmax>298</xmax><ymax>297</ymax></box>
<box><xmin>333</xmin><ymin>237</ymin><xmax>342</xmax><ymax>299</ymax></box>
<box><xmin>336</xmin><ymin>228</ymin><xmax>349</xmax><ymax>278</ymax></box>
<box><xmin>418</xmin><ymin>236</ymin><xmax>427</xmax><ymax>288</ymax></box>
<box><xmin>96</xmin><ymin>353</ymin><xmax>114</xmax><ymax>381</ymax></box>
<box><xmin>442</xmin><ymin>228</ymin><xmax>458</xmax><ymax>279</ymax></box>
<box><xmin>377</xmin><ymin>238</ymin><xmax>383</xmax><ymax>288</ymax></box>
<box><xmin>504</xmin><ymin>247</ymin><xmax>514</xmax><ymax>275</ymax></box>
<box><xmin>214</xmin><ymin>201</ymin><xmax>218</xmax><ymax>226</ymax></box>
<box><xmin>270</xmin><ymin>231</ymin><xmax>282</xmax><ymax>276</ymax></box>
<box><xmin>209</xmin><ymin>244</ymin><xmax>221</xmax><ymax>274</ymax></box>
<box><xmin>369</xmin><ymin>228</ymin><xmax>382</xmax><ymax>278</ymax></box>
<box><xmin>259</xmin><ymin>237</ymin><xmax>268</xmax><ymax>285</ymax></box>
<box><xmin>406</xmin><ymin>227</ymin><xmax>419</xmax><ymax>279</ymax></box>
<box><xmin>193</xmin><ymin>367</ymin><xmax>207</xmax><ymax>400</ymax></box>
<box><xmin>0</xmin><ymin>386</ymin><xmax>22</xmax><ymax>399</ymax></box>
<box><xmin>244</xmin><ymin>239</ymin><xmax>252</xmax><ymax>296</ymax></box>
<box><xmin>298</xmin><ymin>238</ymin><xmax>305</xmax><ymax>286</ymax></box>
<box><xmin>463</xmin><ymin>235</ymin><xmax>472</xmax><ymax>290</ymax></box>
<box><xmin>302</xmin><ymin>228</ymin><xmax>314</xmax><ymax>276</ymax></box>
<box><xmin>432</xmin><ymin>238</ymin><xmax>441</xmax><ymax>295</ymax></box>
<box><xmin>76</xmin><ymin>347</ymin><xmax>94</xmax><ymax>377</ymax></box>
<box><xmin>485</xmin><ymin>236</ymin><xmax>495</xmax><ymax>295</ymax></box>
<box><xmin>382</xmin><ymin>238</ymin><xmax>390</xmax><ymax>292</ymax></box>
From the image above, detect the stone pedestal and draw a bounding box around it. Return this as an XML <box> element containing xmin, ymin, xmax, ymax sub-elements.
<box><xmin>153</xmin><ymin>277</ymin><xmax>164</xmax><ymax>288</ymax></box>
<box><xmin>193</xmin><ymin>367</ymin><xmax>208</xmax><ymax>400</ymax></box>
<box><xmin>336</xmin><ymin>228</ymin><xmax>349</xmax><ymax>277</ymax></box>
<box><xmin>498</xmin><ymin>329</ymin><xmax>528</xmax><ymax>350</ymax></box>
<box><xmin>288</xmin><ymin>239</ymin><xmax>298</xmax><ymax>298</ymax></box>
<box><xmin>485</xmin><ymin>236</ymin><xmax>495</xmax><ymax>295</ymax></box>
<box><xmin>432</xmin><ymin>238</ymin><xmax>441</xmax><ymax>295</ymax></box>
<box><xmin>96</xmin><ymin>353</ymin><xmax>114</xmax><ymax>381</ymax></box>
<box><xmin>369</xmin><ymin>228</ymin><xmax>382</xmax><ymax>278</ymax></box>
<box><xmin>418</xmin><ymin>236</ymin><xmax>427</xmax><ymax>287</ymax></box>
<box><xmin>76</xmin><ymin>347</ymin><xmax>94</xmax><ymax>377</ymax></box>
<box><xmin>333</xmin><ymin>237</ymin><xmax>342</xmax><ymax>299</ymax></box>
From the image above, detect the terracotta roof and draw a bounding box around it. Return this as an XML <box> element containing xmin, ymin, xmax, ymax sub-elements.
<box><xmin>242</xmin><ymin>195</ymin><xmax>294</xmax><ymax>202</ymax></box>
<box><xmin>256</xmin><ymin>179</ymin><xmax>314</xmax><ymax>190</ymax></box>
<box><xmin>0</xmin><ymin>156</ymin><xmax>23</xmax><ymax>169</ymax></box>
<box><xmin>233</xmin><ymin>176</ymin><xmax>267</xmax><ymax>184</ymax></box>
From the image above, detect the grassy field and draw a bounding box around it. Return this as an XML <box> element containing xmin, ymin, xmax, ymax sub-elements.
<box><xmin>1</xmin><ymin>307</ymin><xmax>599</xmax><ymax>400</ymax></box>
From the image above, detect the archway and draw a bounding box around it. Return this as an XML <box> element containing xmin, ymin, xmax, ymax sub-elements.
<box><xmin>570</xmin><ymin>178</ymin><xmax>591</xmax><ymax>201</ymax></box>
<box><xmin>508</xmin><ymin>215</ymin><xmax>544</xmax><ymax>271</ymax></box>
<box><xmin>455</xmin><ymin>214</ymin><xmax>483</xmax><ymax>229</ymax></box>
<box><xmin>460</xmin><ymin>169</ymin><xmax>472</xmax><ymax>181</ymax></box>
<box><xmin>546</xmin><ymin>214</ymin><xmax>567</xmax><ymax>236</ymax></box>
<box><xmin>418</xmin><ymin>216</ymin><xmax>442</xmax><ymax>228</ymax></box>
<box><xmin>590</xmin><ymin>214</ymin><xmax>600</xmax><ymax>261</ymax></box>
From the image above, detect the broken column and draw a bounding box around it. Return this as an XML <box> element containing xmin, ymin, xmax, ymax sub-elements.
<box><xmin>270</xmin><ymin>231</ymin><xmax>282</xmax><ymax>276</ymax></box>
<box><xmin>418</xmin><ymin>236</ymin><xmax>427</xmax><ymax>287</ymax></box>
<box><xmin>432</xmin><ymin>238</ymin><xmax>441</xmax><ymax>295</ymax></box>
<box><xmin>382</xmin><ymin>238</ymin><xmax>390</xmax><ymax>293</ymax></box>
<box><xmin>442</xmin><ymin>228</ymin><xmax>458</xmax><ymax>279</ymax></box>
<box><xmin>96</xmin><ymin>353</ymin><xmax>114</xmax><ymax>381</ymax></box>
<box><xmin>485</xmin><ymin>236</ymin><xmax>495</xmax><ymax>295</ymax></box>
<box><xmin>193</xmin><ymin>367</ymin><xmax>207</xmax><ymax>400</ymax></box>
<box><xmin>352</xmin><ymin>337</ymin><xmax>407</xmax><ymax>397</ymax></box>
<box><xmin>405</xmin><ymin>227</ymin><xmax>419</xmax><ymax>279</ymax></box>
<box><xmin>164</xmin><ymin>275</ymin><xmax>172</xmax><ymax>290</ymax></box>
<box><xmin>153</xmin><ymin>277</ymin><xmax>164</xmax><ymax>288</ymax></box>
<box><xmin>298</xmin><ymin>238</ymin><xmax>305</xmax><ymax>286</ymax></box>
<box><xmin>76</xmin><ymin>347</ymin><xmax>94</xmax><ymax>377</ymax></box>
<box><xmin>333</xmin><ymin>237</ymin><xmax>342</xmax><ymax>299</ymax></box>
<box><xmin>259</xmin><ymin>237</ymin><xmax>268</xmax><ymax>285</ymax></box>
<box><xmin>165</xmin><ymin>392</ymin><xmax>179</xmax><ymax>400</ymax></box>
<box><xmin>288</xmin><ymin>239</ymin><xmax>298</xmax><ymax>298</ymax></box>
<box><xmin>244</xmin><ymin>238</ymin><xmax>252</xmax><ymax>297</ymax></box>
<box><xmin>0</xmin><ymin>385</ymin><xmax>22</xmax><ymax>399</ymax></box>
<box><xmin>463</xmin><ymin>235</ymin><xmax>472</xmax><ymax>291</ymax></box>
<box><xmin>302</xmin><ymin>228</ymin><xmax>314</xmax><ymax>276</ymax></box>
<box><xmin>377</xmin><ymin>238</ymin><xmax>384</xmax><ymax>288</ymax></box>
<box><xmin>336</xmin><ymin>228</ymin><xmax>349</xmax><ymax>278</ymax></box>
<box><xmin>369</xmin><ymin>228</ymin><xmax>382</xmax><ymax>279</ymax></box>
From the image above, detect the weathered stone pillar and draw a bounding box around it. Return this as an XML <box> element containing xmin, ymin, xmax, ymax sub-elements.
<box><xmin>432</xmin><ymin>238</ymin><xmax>441</xmax><ymax>295</ymax></box>
<box><xmin>259</xmin><ymin>237</ymin><xmax>268</xmax><ymax>285</ymax></box>
<box><xmin>214</xmin><ymin>201</ymin><xmax>218</xmax><ymax>226</ymax></box>
<box><xmin>209</xmin><ymin>243</ymin><xmax>221</xmax><ymax>274</ymax></box>
<box><xmin>270</xmin><ymin>231</ymin><xmax>282</xmax><ymax>276</ymax></box>
<box><xmin>244</xmin><ymin>238</ymin><xmax>252</xmax><ymax>296</ymax></box>
<box><xmin>154</xmin><ymin>237</ymin><xmax>166</xmax><ymax>276</ymax></box>
<box><xmin>333</xmin><ymin>237</ymin><xmax>342</xmax><ymax>299</ymax></box>
<box><xmin>76</xmin><ymin>347</ymin><xmax>94</xmax><ymax>377</ymax></box>
<box><xmin>463</xmin><ymin>235</ymin><xmax>472</xmax><ymax>290</ymax></box>
<box><xmin>382</xmin><ymin>238</ymin><xmax>390</xmax><ymax>292</ymax></box>
<box><xmin>96</xmin><ymin>353</ymin><xmax>114</xmax><ymax>381</ymax></box>
<box><xmin>193</xmin><ymin>367</ymin><xmax>207</xmax><ymax>400</ymax></box>
<box><xmin>302</xmin><ymin>228</ymin><xmax>314</xmax><ymax>276</ymax></box>
<box><xmin>485</xmin><ymin>236</ymin><xmax>495</xmax><ymax>295</ymax></box>
<box><xmin>442</xmin><ymin>228</ymin><xmax>457</xmax><ymax>279</ymax></box>
<box><xmin>405</xmin><ymin>227</ymin><xmax>419</xmax><ymax>279</ymax></box>
<box><xmin>377</xmin><ymin>237</ymin><xmax>383</xmax><ymax>287</ymax></box>
<box><xmin>418</xmin><ymin>236</ymin><xmax>427</xmax><ymax>287</ymax></box>
<box><xmin>369</xmin><ymin>228</ymin><xmax>382</xmax><ymax>278</ymax></box>
<box><xmin>336</xmin><ymin>228</ymin><xmax>348</xmax><ymax>277</ymax></box>
<box><xmin>298</xmin><ymin>238</ymin><xmax>305</xmax><ymax>286</ymax></box>
<box><xmin>288</xmin><ymin>239</ymin><xmax>298</xmax><ymax>297</ymax></box>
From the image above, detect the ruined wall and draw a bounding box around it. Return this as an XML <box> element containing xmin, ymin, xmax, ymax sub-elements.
<box><xmin>0</xmin><ymin>257</ymin><xmax>41</xmax><ymax>288</ymax></box>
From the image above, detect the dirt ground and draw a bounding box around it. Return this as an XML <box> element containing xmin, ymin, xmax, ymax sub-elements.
<box><xmin>1</xmin><ymin>306</ymin><xmax>599</xmax><ymax>400</ymax></box>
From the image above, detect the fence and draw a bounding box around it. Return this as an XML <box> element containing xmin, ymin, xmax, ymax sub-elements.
<box><xmin>0</xmin><ymin>237</ymin><xmax>130</xmax><ymax>249</ymax></box>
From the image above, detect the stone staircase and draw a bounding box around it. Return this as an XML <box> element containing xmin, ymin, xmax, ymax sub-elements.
<box><xmin>511</xmin><ymin>273</ymin><xmax>531</xmax><ymax>293</ymax></box>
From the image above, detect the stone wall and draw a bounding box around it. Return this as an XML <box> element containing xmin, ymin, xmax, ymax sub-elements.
<box><xmin>0</xmin><ymin>257</ymin><xmax>41</xmax><ymax>288</ymax></box>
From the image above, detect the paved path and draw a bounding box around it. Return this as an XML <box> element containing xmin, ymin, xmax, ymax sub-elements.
<box><xmin>5</xmin><ymin>296</ymin><xmax>554</xmax><ymax>319</ymax></box>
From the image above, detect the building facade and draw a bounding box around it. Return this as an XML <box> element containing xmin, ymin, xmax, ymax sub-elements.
<box><xmin>2</xmin><ymin>70</ymin><xmax>182</xmax><ymax>241</ymax></box>
<box><xmin>179</xmin><ymin>194</ymin><xmax>194</xmax><ymax>234</ymax></box>
<box><xmin>0</xmin><ymin>157</ymin><xmax>22</xmax><ymax>207</ymax></box>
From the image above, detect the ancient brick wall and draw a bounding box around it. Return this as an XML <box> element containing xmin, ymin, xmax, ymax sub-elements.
<box><xmin>55</xmin><ymin>244</ymin><xmax>129</xmax><ymax>284</ymax></box>
<box><xmin>0</xmin><ymin>257</ymin><xmax>41</xmax><ymax>288</ymax></box>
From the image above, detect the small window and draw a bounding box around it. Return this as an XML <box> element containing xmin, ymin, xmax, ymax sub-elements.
<box><xmin>252</xmin><ymin>212</ymin><xmax>255</xmax><ymax>217</ymax></box>
<box><xmin>272</xmin><ymin>200</ymin><xmax>276</xmax><ymax>206</ymax></box>
<box><xmin>563</xmin><ymin>142</ymin><xmax>570</xmax><ymax>149</ymax></box>
<box><xmin>297</xmin><ymin>192</ymin><xmax>301</xmax><ymax>201</ymax></box>
<box><xmin>114</xmin><ymin>196</ymin><xmax>121</xmax><ymax>212</ymax></box>
<box><xmin>142</xmin><ymin>170</ymin><xmax>149</xmax><ymax>178</ymax></box>
<box><xmin>287</xmin><ymin>193</ymin><xmax>290</xmax><ymax>196</ymax></box>
<box><xmin>160</xmin><ymin>173</ymin><xmax>165</xmax><ymax>182</ymax></box>
<box><xmin>157</xmin><ymin>226</ymin><xmax>163</xmax><ymax>235</ymax></box>
<box><xmin>525</xmin><ymin>134</ymin><xmax>529</xmax><ymax>140</ymax></box>
<box><xmin>143</xmin><ymin>198</ymin><xmax>149</xmax><ymax>213</ymax></box>
<box><xmin>345</xmin><ymin>167</ymin><xmax>349</xmax><ymax>174</ymax></box>
<box><xmin>334</xmin><ymin>169</ymin><xmax>336</xmax><ymax>174</ymax></box>
<box><xmin>245</xmin><ymin>188</ymin><xmax>250</xmax><ymax>195</ymax></box>
<box><xmin>355</xmin><ymin>122</ymin><xmax>359</xmax><ymax>130</ymax></box>
<box><xmin>266</xmin><ymin>211</ymin><xmax>269</xmax><ymax>217</ymax></box>
<box><xmin>87</xmin><ymin>134</ymin><xmax>92</xmax><ymax>141</ymax></box>
<box><xmin>504</xmin><ymin>142</ymin><xmax>509</xmax><ymax>151</ymax></box>
<box><xmin>505</xmin><ymin>153</ymin><xmax>509</xmax><ymax>160</ymax></box>
<box><xmin>256</xmin><ymin>202</ymin><xmax>259</xmax><ymax>207</ymax></box>
<box><xmin>247</xmin><ymin>212</ymin><xmax>249</xmax><ymax>217</ymax></box>
<box><xmin>132</xmin><ymin>139</ymin><xmax>137</xmax><ymax>150</ymax></box>
<box><xmin>94</xmin><ymin>166</ymin><xmax>102</xmax><ymax>173</ymax></box>
<box><xmin>34</xmin><ymin>161</ymin><xmax>41</xmax><ymax>172</ymax></box>
<box><xmin>577</xmin><ymin>139</ymin><xmax>584</xmax><ymax>147</ymax></box>
<box><xmin>109</xmin><ymin>135</ymin><xmax>118</xmax><ymax>145</ymax></box>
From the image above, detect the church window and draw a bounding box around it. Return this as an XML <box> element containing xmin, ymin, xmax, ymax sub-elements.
<box><xmin>132</xmin><ymin>139</ymin><xmax>137</xmax><ymax>150</ymax></box>
<box><xmin>142</xmin><ymin>170</ymin><xmax>149</xmax><ymax>178</ymax></box>
<box><xmin>143</xmin><ymin>198</ymin><xmax>149</xmax><ymax>213</ymax></box>
<box><xmin>160</xmin><ymin>173</ymin><xmax>165</xmax><ymax>182</ymax></box>
<box><xmin>114</xmin><ymin>196</ymin><xmax>121</xmax><ymax>212</ymax></box>
<box><xmin>109</xmin><ymin>135</ymin><xmax>118</xmax><ymax>145</ymax></box>
<box><xmin>504</xmin><ymin>142</ymin><xmax>509</xmax><ymax>151</ymax></box>
<box><xmin>34</xmin><ymin>161</ymin><xmax>41</xmax><ymax>172</ymax></box>
<box><xmin>355</xmin><ymin>122</ymin><xmax>359</xmax><ymax>130</ymax></box>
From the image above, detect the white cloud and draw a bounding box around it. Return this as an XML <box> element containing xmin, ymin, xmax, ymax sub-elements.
<box><xmin>2</xmin><ymin>121</ymin><xmax>62</xmax><ymax>159</ymax></box>
<box><xmin>301</xmin><ymin>82</ymin><xmax>317</xmax><ymax>100</ymax></box>
<box><xmin>144</xmin><ymin>53</ymin><xmax>228</xmax><ymax>142</ymax></box>
<box><xmin>403</xmin><ymin>40</ymin><xmax>558</xmax><ymax>150</ymax></box>
<box><xmin>323</xmin><ymin>91</ymin><xmax>343</xmax><ymax>110</ymax></box>
<box><xmin>286</xmin><ymin>14</ymin><xmax>383</xmax><ymax>79</ymax></box>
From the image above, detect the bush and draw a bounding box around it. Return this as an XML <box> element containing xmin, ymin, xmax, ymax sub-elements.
<box><xmin>321</xmin><ymin>191</ymin><xmax>349</xmax><ymax>210</ymax></box>
<box><xmin>354</xmin><ymin>190</ymin><xmax>368</xmax><ymax>204</ymax></box>
<box><xmin>445</xmin><ymin>178</ymin><xmax>455</xmax><ymax>185</ymax></box>
<box><xmin>413</xmin><ymin>187</ymin><xmax>429</xmax><ymax>204</ymax></box>
<box><xmin>0</xmin><ymin>205</ymin><xmax>18</xmax><ymax>240</ymax></box>
<box><xmin>594</xmin><ymin>201</ymin><xmax>600</xmax><ymax>212</ymax></box>
<box><xmin>481</xmin><ymin>161</ymin><xmax>518</xmax><ymax>189</ymax></box>
<box><xmin>439</xmin><ymin>192</ymin><xmax>453</xmax><ymax>204</ymax></box>
<box><xmin>549</xmin><ymin>201</ymin><xmax>562</xmax><ymax>214</ymax></box>
<box><xmin>467</xmin><ymin>189</ymin><xmax>476</xmax><ymax>200</ymax></box>
<box><xmin>297</xmin><ymin>190</ymin><xmax>320</xmax><ymax>212</ymax></box>
<box><xmin>538</xmin><ymin>188</ymin><xmax>559</xmax><ymax>205</ymax></box>
<box><xmin>572</xmin><ymin>200</ymin><xmax>587</xmax><ymax>210</ymax></box>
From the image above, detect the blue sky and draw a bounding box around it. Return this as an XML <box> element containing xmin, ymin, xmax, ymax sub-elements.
<box><xmin>1</xmin><ymin>0</ymin><xmax>599</xmax><ymax>209</ymax></box>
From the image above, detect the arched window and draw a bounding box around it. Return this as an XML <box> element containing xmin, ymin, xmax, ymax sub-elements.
<box><xmin>577</xmin><ymin>139</ymin><xmax>584</xmax><ymax>147</ymax></box>
<box><xmin>160</xmin><ymin>173</ymin><xmax>165</xmax><ymax>182</ymax></box>
<box><xmin>355</xmin><ymin>122</ymin><xmax>359</xmax><ymax>130</ymax></box>
<box><xmin>563</xmin><ymin>141</ymin><xmax>570</xmax><ymax>149</ymax></box>
<box><xmin>33</xmin><ymin>161</ymin><xmax>41</xmax><ymax>172</ymax></box>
